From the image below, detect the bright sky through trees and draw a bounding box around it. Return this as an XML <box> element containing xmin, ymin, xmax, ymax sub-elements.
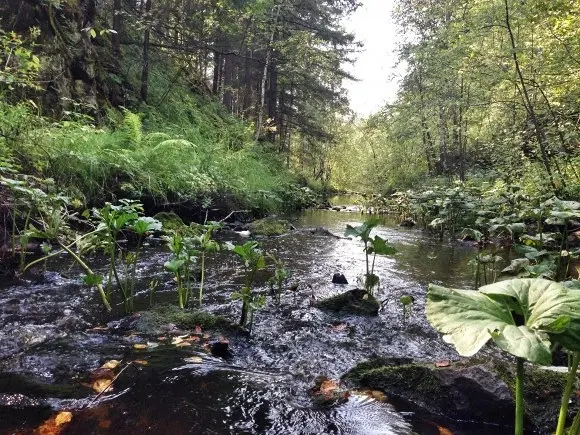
<box><xmin>343</xmin><ymin>0</ymin><xmax>402</xmax><ymax>116</ymax></box>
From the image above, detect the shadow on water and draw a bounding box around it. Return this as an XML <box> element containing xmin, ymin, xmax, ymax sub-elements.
<box><xmin>0</xmin><ymin>204</ymin><xmax>513</xmax><ymax>434</ymax></box>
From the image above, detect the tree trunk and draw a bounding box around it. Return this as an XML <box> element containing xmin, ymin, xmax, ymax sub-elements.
<box><xmin>140</xmin><ymin>0</ymin><xmax>152</xmax><ymax>102</ymax></box>
<box><xmin>255</xmin><ymin>4</ymin><xmax>281</xmax><ymax>141</ymax></box>
<box><xmin>112</xmin><ymin>0</ymin><xmax>122</xmax><ymax>59</ymax></box>
<box><xmin>504</xmin><ymin>0</ymin><xmax>557</xmax><ymax>192</ymax></box>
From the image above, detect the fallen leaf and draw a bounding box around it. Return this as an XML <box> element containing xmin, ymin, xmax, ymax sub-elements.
<box><xmin>435</xmin><ymin>360</ymin><xmax>451</xmax><ymax>368</ymax></box>
<box><xmin>133</xmin><ymin>344</ymin><xmax>148</xmax><ymax>350</ymax></box>
<box><xmin>370</xmin><ymin>390</ymin><xmax>388</xmax><ymax>402</ymax></box>
<box><xmin>91</xmin><ymin>378</ymin><xmax>113</xmax><ymax>394</ymax></box>
<box><xmin>54</xmin><ymin>411</ymin><xmax>73</xmax><ymax>426</ymax></box>
<box><xmin>438</xmin><ymin>425</ymin><xmax>454</xmax><ymax>435</ymax></box>
<box><xmin>100</xmin><ymin>360</ymin><xmax>120</xmax><ymax>370</ymax></box>
<box><xmin>34</xmin><ymin>411</ymin><xmax>73</xmax><ymax>435</ymax></box>
<box><xmin>184</xmin><ymin>356</ymin><xmax>203</xmax><ymax>364</ymax></box>
<box><xmin>175</xmin><ymin>342</ymin><xmax>192</xmax><ymax>347</ymax></box>
<box><xmin>171</xmin><ymin>334</ymin><xmax>190</xmax><ymax>345</ymax></box>
<box><xmin>158</xmin><ymin>336</ymin><xmax>167</xmax><ymax>341</ymax></box>
<box><xmin>319</xmin><ymin>379</ymin><xmax>339</xmax><ymax>395</ymax></box>
<box><xmin>133</xmin><ymin>360</ymin><xmax>148</xmax><ymax>366</ymax></box>
<box><xmin>99</xmin><ymin>419</ymin><xmax>112</xmax><ymax>429</ymax></box>
<box><xmin>329</xmin><ymin>323</ymin><xmax>349</xmax><ymax>332</ymax></box>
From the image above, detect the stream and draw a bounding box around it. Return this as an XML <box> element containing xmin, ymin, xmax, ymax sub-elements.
<box><xmin>0</xmin><ymin>202</ymin><xmax>512</xmax><ymax>434</ymax></box>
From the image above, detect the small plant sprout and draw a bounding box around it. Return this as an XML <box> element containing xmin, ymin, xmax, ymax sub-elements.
<box><xmin>190</xmin><ymin>222</ymin><xmax>221</xmax><ymax>306</ymax></box>
<box><xmin>399</xmin><ymin>295</ymin><xmax>414</xmax><ymax>324</ymax></box>
<box><xmin>227</xmin><ymin>240</ymin><xmax>267</xmax><ymax>330</ymax></box>
<box><xmin>426</xmin><ymin>278</ymin><xmax>580</xmax><ymax>435</ymax></box>
<box><xmin>268</xmin><ymin>254</ymin><xmax>288</xmax><ymax>306</ymax></box>
<box><xmin>345</xmin><ymin>217</ymin><xmax>397</xmax><ymax>296</ymax></box>
<box><xmin>164</xmin><ymin>231</ymin><xmax>197</xmax><ymax>309</ymax></box>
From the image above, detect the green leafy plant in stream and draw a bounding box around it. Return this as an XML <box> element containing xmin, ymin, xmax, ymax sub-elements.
<box><xmin>92</xmin><ymin>200</ymin><xmax>161</xmax><ymax>312</ymax></box>
<box><xmin>22</xmin><ymin>194</ymin><xmax>112</xmax><ymax>310</ymax></box>
<box><xmin>344</xmin><ymin>217</ymin><xmax>397</xmax><ymax>296</ymax></box>
<box><xmin>164</xmin><ymin>232</ymin><xmax>198</xmax><ymax>309</ymax></box>
<box><xmin>268</xmin><ymin>254</ymin><xmax>288</xmax><ymax>306</ymax></box>
<box><xmin>190</xmin><ymin>222</ymin><xmax>221</xmax><ymax>307</ymax></box>
<box><xmin>426</xmin><ymin>278</ymin><xmax>580</xmax><ymax>435</ymax></box>
<box><xmin>227</xmin><ymin>240</ymin><xmax>267</xmax><ymax>330</ymax></box>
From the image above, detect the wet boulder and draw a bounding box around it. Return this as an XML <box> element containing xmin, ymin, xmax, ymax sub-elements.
<box><xmin>344</xmin><ymin>357</ymin><xmax>578</xmax><ymax>433</ymax></box>
<box><xmin>153</xmin><ymin>212</ymin><xmax>186</xmax><ymax>232</ymax></box>
<box><xmin>317</xmin><ymin>289</ymin><xmax>379</xmax><ymax>316</ymax></box>
<box><xmin>248</xmin><ymin>217</ymin><xmax>293</xmax><ymax>236</ymax></box>
<box><xmin>332</xmin><ymin>273</ymin><xmax>348</xmax><ymax>284</ymax></box>
<box><xmin>399</xmin><ymin>218</ymin><xmax>416</xmax><ymax>227</ymax></box>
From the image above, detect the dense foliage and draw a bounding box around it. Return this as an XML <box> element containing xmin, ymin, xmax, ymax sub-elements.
<box><xmin>330</xmin><ymin>0</ymin><xmax>579</xmax><ymax>198</ymax></box>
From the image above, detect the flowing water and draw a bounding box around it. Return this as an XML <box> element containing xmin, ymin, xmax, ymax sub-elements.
<box><xmin>0</xmin><ymin>203</ymin><xmax>512</xmax><ymax>434</ymax></box>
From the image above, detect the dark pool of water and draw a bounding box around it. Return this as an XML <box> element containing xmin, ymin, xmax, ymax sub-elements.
<box><xmin>0</xmin><ymin>205</ymin><xmax>512</xmax><ymax>434</ymax></box>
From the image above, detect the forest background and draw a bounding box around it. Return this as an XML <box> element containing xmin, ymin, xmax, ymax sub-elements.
<box><xmin>0</xmin><ymin>0</ymin><xmax>578</xmax><ymax>224</ymax></box>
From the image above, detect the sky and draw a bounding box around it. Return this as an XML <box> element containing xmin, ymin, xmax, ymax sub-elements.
<box><xmin>342</xmin><ymin>0</ymin><xmax>403</xmax><ymax>116</ymax></box>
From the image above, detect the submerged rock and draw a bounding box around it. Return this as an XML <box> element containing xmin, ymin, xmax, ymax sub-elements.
<box><xmin>122</xmin><ymin>305</ymin><xmax>235</xmax><ymax>336</ymax></box>
<box><xmin>248</xmin><ymin>217</ymin><xmax>293</xmax><ymax>236</ymax></box>
<box><xmin>399</xmin><ymin>218</ymin><xmax>416</xmax><ymax>227</ymax></box>
<box><xmin>332</xmin><ymin>273</ymin><xmax>349</xmax><ymax>284</ymax></box>
<box><xmin>317</xmin><ymin>289</ymin><xmax>379</xmax><ymax>316</ymax></box>
<box><xmin>344</xmin><ymin>357</ymin><xmax>579</xmax><ymax>433</ymax></box>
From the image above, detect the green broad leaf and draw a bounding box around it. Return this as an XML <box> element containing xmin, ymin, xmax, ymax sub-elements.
<box><xmin>368</xmin><ymin>235</ymin><xmax>397</xmax><ymax>256</ymax></box>
<box><xmin>132</xmin><ymin>216</ymin><xmax>162</xmax><ymax>235</ymax></box>
<box><xmin>501</xmin><ymin>258</ymin><xmax>530</xmax><ymax>275</ymax></box>
<box><xmin>164</xmin><ymin>259</ymin><xmax>184</xmax><ymax>273</ymax></box>
<box><xmin>83</xmin><ymin>273</ymin><xmax>103</xmax><ymax>286</ymax></box>
<box><xmin>344</xmin><ymin>217</ymin><xmax>380</xmax><ymax>240</ymax></box>
<box><xmin>427</xmin><ymin>279</ymin><xmax>580</xmax><ymax>365</ymax></box>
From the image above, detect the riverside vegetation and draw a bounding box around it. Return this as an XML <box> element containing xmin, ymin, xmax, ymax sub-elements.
<box><xmin>1</xmin><ymin>0</ymin><xmax>579</xmax><ymax>433</ymax></box>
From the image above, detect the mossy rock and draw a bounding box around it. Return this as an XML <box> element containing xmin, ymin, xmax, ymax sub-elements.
<box><xmin>344</xmin><ymin>357</ymin><xmax>578</xmax><ymax>433</ymax></box>
<box><xmin>133</xmin><ymin>305</ymin><xmax>235</xmax><ymax>335</ymax></box>
<box><xmin>317</xmin><ymin>289</ymin><xmax>380</xmax><ymax>316</ymax></box>
<box><xmin>248</xmin><ymin>217</ymin><xmax>292</xmax><ymax>236</ymax></box>
<box><xmin>153</xmin><ymin>212</ymin><xmax>186</xmax><ymax>232</ymax></box>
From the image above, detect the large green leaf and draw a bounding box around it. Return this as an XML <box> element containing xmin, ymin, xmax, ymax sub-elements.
<box><xmin>427</xmin><ymin>279</ymin><xmax>580</xmax><ymax>364</ymax></box>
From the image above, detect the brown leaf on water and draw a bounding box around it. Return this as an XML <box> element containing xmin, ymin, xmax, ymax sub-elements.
<box><xmin>370</xmin><ymin>390</ymin><xmax>388</xmax><ymax>402</ymax></box>
<box><xmin>435</xmin><ymin>360</ymin><xmax>451</xmax><ymax>368</ymax></box>
<box><xmin>133</xmin><ymin>343</ymin><xmax>148</xmax><ymax>350</ymax></box>
<box><xmin>133</xmin><ymin>360</ymin><xmax>148</xmax><ymax>366</ymax></box>
<box><xmin>319</xmin><ymin>379</ymin><xmax>340</xmax><ymax>395</ymax></box>
<box><xmin>34</xmin><ymin>411</ymin><xmax>73</xmax><ymax>435</ymax></box>
<box><xmin>437</xmin><ymin>425</ymin><xmax>454</xmax><ymax>435</ymax></box>
<box><xmin>92</xmin><ymin>378</ymin><xmax>113</xmax><ymax>394</ymax></box>
<box><xmin>329</xmin><ymin>323</ymin><xmax>349</xmax><ymax>332</ymax></box>
<box><xmin>100</xmin><ymin>360</ymin><xmax>120</xmax><ymax>370</ymax></box>
<box><xmin>54</xmin><ymin>412</ymin><xmax>72</xmax><ymax>426</ymax></box>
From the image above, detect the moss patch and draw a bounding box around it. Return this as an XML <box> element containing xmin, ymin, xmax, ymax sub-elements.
<box><xmin>345</xmin><ymin>357</ymin><xmax>578</xmax><ymax>433</ymax></box>
<box><xmin>494</xmin><ymin>360</ymin><xmax>578</xmax><ymax>434</ymax></box>
<box><xmin>248</xmin><ymin>217</ymin><xmax>291</xmax><ymax>236</ymax></box>
<box><xmin>154</xmin><ymin>212</ymin><xmax>187</xmax><ymax>232</ymax></box>
<box><xmin>317</xmin><ymin>289</ymin><xmax>380</xmax><ymax>316</ymax></box>
<box><xmin>134</xmin><ymin>304</ymin><xmax>235</xmax><ymax>335</ymax></box>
